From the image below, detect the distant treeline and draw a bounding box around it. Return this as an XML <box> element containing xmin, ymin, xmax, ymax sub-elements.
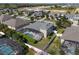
<box><xmin>0</xmin><ymin>4</ymin><xmax>27</xmax><ymax>8</ymax></box>
<box><xmin>0</xmin><ymin>3</ymin><xmax>79</xmax><ymax>8</ymax></box>
<box><xmin>0</xmin><ymin>3</ymin><xmax>53</xmax><ymax>8</ymax></box>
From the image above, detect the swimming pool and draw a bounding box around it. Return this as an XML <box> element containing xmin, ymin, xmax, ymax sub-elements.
<box><xmin>23</xmin><ymin>31</ymin><xmax>43</xmax><ymax>41</ymax></box>
<box><xmin>24</xmin><ymin>32</ymin><xmax>34</xmax><ymax>38</ymax></box>
<box><xmin>0</xmin><ymin>44</ymin><xmax>15</xmax><ymax>55</ymax></box>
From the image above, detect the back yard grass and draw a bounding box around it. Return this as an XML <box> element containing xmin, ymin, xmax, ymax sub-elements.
<box><xmin>26</xmin><ymin>48</ymin><xmax>36</xmax><ymax>55</ymax></box>
<box><xmin>31</xmin><ymin>38</ymin><xmax>50</xmax><ymax>50</ymax></box>
<box><xmin>46</xmin><ymin>36</ymin><xmax>61</xmax><ymax>55</ymax></box>
<box><xmin>26</xmin><ymin>37</ymin><xmax>51</xmax><ymax>55</ymax></box>
<box><xmin>57</xmin><ymin>28</ymin><xmax>65</xmax><ymax>34</ymax></box>
<box><xmin>29</xmin><ymin>33</ymin><xmax>62</xmax><ymax>55</ymax></box>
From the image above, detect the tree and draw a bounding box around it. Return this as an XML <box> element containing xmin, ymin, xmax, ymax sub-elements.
<box><xmin>0</xmin><ymin>23</ymin><xmax>29</xmax><ymax>54</ymax></box>
<box><xmin>78</xmin><ymin>20</ymin><xmax>79</xmax><ymax>25</ymax></box>
<box><xmin>75</xmin><ymin>48</ymin><xmax>79</xmax><ymax>55</ymax></box>
<box><xmin>44</xmin><ymin>11</ymin><xmax>50</xmax><ymax>20</ymax></box>
<box><xmin>56</xmin><ymin>16</ymin><xmax>72</xmax><ymax>29</ymax></box>
<box><xmin>0</xmin><ymin>23</ymin><xmax>8</xmax><ymax>32</ymax></box>
<box><xmin>18</xmin><ymin>11</ymin><xmax>24</xmax><ymax>16</ymax></box>
<box><xmin>66</xmin><ymin>11</ymin><xmax>71</xmax><ymax>14</ymax></box>
<box><xmin>12</xmin><ymin>15</ymin><xmax>17</xmax><ymax>18</ymax></box>
<box><xmin>54</xmin><ymin>5</ymin><xmax>58</xmax><ymax>8</ymax></box>
<box><xmin>30</xmin><ymin>16</ymin><xmax>34</xmax><ymax>21</ymax></box>
<box><xmin>75</xmin><ymin>11</ymin><xmax>78</xmax><ymax>14</ymax></box>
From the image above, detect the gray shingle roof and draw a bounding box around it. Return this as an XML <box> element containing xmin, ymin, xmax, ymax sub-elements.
<box><xmin>61</xmin><ymin>26</ymin><xmax>79</xmax><ymax>42</ymax></box>
<box><xmin>25</xmin><ymin>21</ymin><xmax>53</xmax><ymax>31</ymax></box>
<box><xmin>3</xmin><ymin>18</ymin><xmax>30</xmax><ymax>29</ymax></box>
<box><xmin>32</xmin><ymin>11</ymin><xmax>43</xmax><ymax>17</ymax></box>
<box><xmin>65</xmin><ymin>14</ymin><xmax>79</xmax><ymax>20</ymax></box>
<box><xmin>0</xmin><ymin>14</ymin><xmax>12</xmax><ymax>22</ymax></box>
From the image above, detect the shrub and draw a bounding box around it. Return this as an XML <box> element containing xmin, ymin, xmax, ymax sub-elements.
<box><xmin>57</xmin><ymin>28</ymin><xmax>64</xmax><ymax>34</ymax></box>
<box><xmin>17</xmin><ymin>32</ymin><xmax>37</xmax><ymax>44</ymax></box>
<box><xmin>15</xmin><ymin>39</ymin><xmax>29</xmax><ymax>54</ymax></box>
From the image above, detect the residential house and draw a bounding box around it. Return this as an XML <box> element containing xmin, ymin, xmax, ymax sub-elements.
<box><xmin>65</xmin><ymin>14</ymin><xmax>79</xmax><ymax>21</ymax></box>
<box><xmin>65</xmin><ymin>14</ymin><xmax>79</xmax><ymax>25</ymax></box>
<box><xmin>3</xmin><ymin>18</ymin><xmax>31</xmax><ymax>30</ymax></box>
<box><xmin>0</xmin><ymin>14</ymin><xmax>31</xmax><ymax>30</ymax></box>
<box><xmin>0</xmin><ymin>38</ymin><xmax>24</xmax><ymax>55</ymax></box>
<box><xmin>0</xmin><ymin>14</ymin><xmax>12</xmax><ymax>23</ymax></box>
<box><xmin>60</xmin><ymin>26</ymin><xmax>79</xmax><ymax>54</ymax></box>
<box><xmin>24</xmin><ymin>21</ymin><xmax>55</xmax><ymax>39</ymax></box>
<box><xmin>31</xmin><ymin>11</ymin><xmax>44</xmax><ymax>17</ymax></box>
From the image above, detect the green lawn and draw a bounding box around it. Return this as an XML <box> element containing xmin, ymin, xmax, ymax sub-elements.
<box><xmin>57</xmin><ymin>28</ymin><xmax>64</xmax><ymax>34</ymax></box>
<box><xmin>29</xmin><ymin>34</ymin><xmax>62</xmax><ymax>55</ymax></box>
<box><xmin>26</xmin><ymin>37</ymin><xmax>51</xmax><ymax>54</ymax></box>
<box><xmin>26</xmin><ymin>48</ymin><xmax>36</xmax><ymax>55</ymax></box>
<box><xmin>31</xmin><ymin>38</ymin><xmax>50</xmax><ymax>49</ymax></box>
<box><xmin>46</xmin><ymin>36</ymin><xmax>61</xmax><ymax>55</ymax></box>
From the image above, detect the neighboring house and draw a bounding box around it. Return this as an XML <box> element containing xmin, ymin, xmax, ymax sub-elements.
<box><xmin>65</xmin><ymin>14</ymin><xmax>79</xmax><ymax>21</ymax></box>
<box><xmin>61</xmin><ymin>26</ymin><xmax>79</xmax><ymax>43</ymax></box>
<box><xmin>0</xmin><ymin>38</ymin><xmax>24</xmax><ymax>55</ymax></box>
<box><xmin>31</xmin><ymin>11</ymin><xmax>43</xmax><ymax>17</ymax></box>
<box><xmin>60</xmin><ymin>26</ymin><xmax>79</xmax><ymax>54</ymax></box>
<box><xmin>24</xmin><ymin>21</ymin><xmax>55</xmax><ymax>39</ymax></box>
<box><xmin>0</xmin><ymin>8</ymin><xmax>17</xmax><ymax>13</ymax></box>
<box><xmin>65</xmin><ymin>14</ymin><xmax>79</xmax><ymax>25</ymax></box>
<box><xmin>0</xmin><ymin>14</ymin><xmax>31</xmax><ymax>30</ymax></box>
<box><xmin>3</xmin><ymin>18</ymin><xmax>31</xmax><ymax>30</ymax></box>
<box><xmin>0</xmin><ymin>14</ymin><xmax>12</xmax><ymax>23</ymax></box>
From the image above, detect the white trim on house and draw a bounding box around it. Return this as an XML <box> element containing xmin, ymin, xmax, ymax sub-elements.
<box><xmin>0</xmin><ymin>32</ymin><xmax>5</xmax><ymax>35</ymax></box>
<box><xmin>40</xmin><ymin>29</ymin><xmax>47</xmax><ymax>38</ymax></box>
<box><xmin>8</xmin><ymin>26</ymin><xmax>15</xmax><ymax>30</ymax></box>
<box><xmin>61</xmin><ymin>39</ymin><xmax>65</xmax><ymax>44</ymax></box>
<box><xmin>57</xmin><ymin>34</ymin><xmax>62</xmax><ymax>37</ymax></box>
